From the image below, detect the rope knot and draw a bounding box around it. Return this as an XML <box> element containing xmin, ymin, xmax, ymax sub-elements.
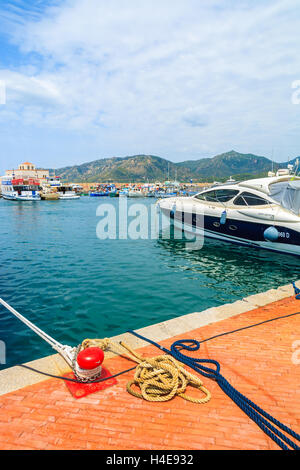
<box><xmin>81</xmin><ymin>338</ymin><xmax>211</xmax><ymax>404</ymax></box>
<box><xmin>127</xmin><ymin>354</ymin><xmax>211</xmax><ymax>403</ymax></box>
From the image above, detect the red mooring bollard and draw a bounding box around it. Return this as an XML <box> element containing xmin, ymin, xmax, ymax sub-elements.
<box><xmin>77</xmin><ymin>347</ymin><xmax>105</xmax><ymax>370</ymax></box>
<box><xmin>65</xmin><ymin>346</ymin><xmax>117</xmax><ymax>398</ymax></box>
<box><xmin>75</xmin><ymin>347</ymin><xmax>105</xmax><ymax>380</ymax></box>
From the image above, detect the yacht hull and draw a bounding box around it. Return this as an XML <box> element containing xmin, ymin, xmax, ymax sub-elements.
<box><xmin>128</xmin><ymin>191</ymin><xmax>144</xmax><ymax>197</ymax></box>
<box><xmin>159</xmin><ymin>200</ymin><xmax>300</xmax><ymax>257</ymax></box>
<box><xmin>172</xmin><ymin>217</ymin><xmax>300</xmax><ymax>256</ymax></box>
<box><xmin>2</xmin><ymin>193</ymin><xmax>41</xmax><ymax>201</ymax></box>
<box><xmin>59</xmin><ymin>195</ymin><xmax>80</xmax><ymax>200</ymax></box>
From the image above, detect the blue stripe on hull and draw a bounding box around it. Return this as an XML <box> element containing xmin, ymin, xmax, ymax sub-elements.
<box><xmin>166</xmin><ymin>209</ymin><xmax>300</xmax><ymax>256</ymax></box>
<box><xmin>173</xmin><ymin>211</ymin><xmax>300</xmax><ymax>246</ymax></box>
<box><xmin>203</xmin><ymin>228</ymin><xmax>300</xmax><ymax>257</ymax></box>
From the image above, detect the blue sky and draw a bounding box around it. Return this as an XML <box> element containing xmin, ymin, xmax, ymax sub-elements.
<box><xmin>1</xmin><ymin>0</ymin><xmax>300</xmax><ymax>174</ymax></box>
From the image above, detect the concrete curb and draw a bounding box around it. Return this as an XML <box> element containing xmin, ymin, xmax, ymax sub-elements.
<box><xmin>0</xmin><ymin>280</ymin><xmax>299</xmax><ymax>396</ymax></box>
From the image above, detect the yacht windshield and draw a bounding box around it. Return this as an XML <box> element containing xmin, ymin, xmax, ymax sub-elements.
<box><xmin>195</xmin><ymin>189</ymin><xmax>239</xmax><ymax>202</ymax></box>
<box><xmin>233</xmin><ymin>192</ymin><xmax>270</xmax><ymax>206</ymax></box>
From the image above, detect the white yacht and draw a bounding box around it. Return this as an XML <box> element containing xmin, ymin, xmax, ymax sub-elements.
<box><xmin>46</xmin><ymin>177</ymin><xmax>80</xmax><ymax>200</ymax></box>
<box><xmin>57</xmin><ymin>185</ymin><xmax>80</xmax><ymax>200</ymax></box>
<box><xmin>1</xmin><ymin>176</ymin><xmax>41</xmax><ymax>201</ymax></box>
<box><xmin>128</xmin><ymin>188</ymin><xmax>144</xmax><ymax>198</ymax></box>
<box><xmin>157</xmin><ymin>169</ymin><xmax>300</xmax><ymax>256</ymax></box>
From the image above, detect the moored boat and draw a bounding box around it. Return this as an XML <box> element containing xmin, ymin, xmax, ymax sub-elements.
<box><xmin>48</xmin><ymin>177</ymin><xmax>80</xmax><ymax>199</ymax></box>
<box><xmin>42</xmin><ymin>176</ymin><xmax>80</xmax><ymax>200</ymax></box>
<box><xmin>1</xmin><ymin>176</ymin><xmax>41</xmax><ymax>201</ymax></box>
<box><xmin>158</xmin><ymin>168</ymin><xmax>300</xmax><ymax>256</ymax></box>
<box><xmin>89</xmin><ymin>183</ymin><xmax>116</xmax><ymax>197</ymax></box>
<box><xmin>57</xmin><ymin>186</ymin><xmax>80</xmax><ymax>199</ymax></box>
<box><xmin>128</xmin><ymin>189</ymin><xmax>144</xmax><ymax>197</ymax></box>
<box><xmin>89</xmin><ymin>191</ymin><xmax>109</xmax><ymax>197</ymax></box>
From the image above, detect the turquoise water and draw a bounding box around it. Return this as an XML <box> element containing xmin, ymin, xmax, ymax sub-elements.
<box><xmin>1</xmin><ymin>196</ymin><xmax>300</xmax><ymax>369</ymax></box>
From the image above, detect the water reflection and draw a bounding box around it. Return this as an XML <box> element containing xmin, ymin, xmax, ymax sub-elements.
<box><xmin>157</xmin><ymin>231</ymin><xmax>300</xmax><ymax>294</ymax></box>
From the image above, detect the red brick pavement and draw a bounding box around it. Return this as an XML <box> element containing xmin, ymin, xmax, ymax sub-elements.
<box><xmin>0</xmin><ymin>296</ymin><xmax>299</xmax><ymax>450</ymax></box>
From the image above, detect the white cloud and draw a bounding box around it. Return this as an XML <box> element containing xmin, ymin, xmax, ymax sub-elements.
<box><xmin>0</xmin><ymin>70</ymin><xmax>61</xmax><ymax>103</ymax></box>
<box><xmin>1</xmin><ymin>0</ymin><xmax>300</xmax><ymax>165</ymax></box>
<box><xmin>182</xmin><ymin>108</ymin><xmax>209</xmax><ymax>128</ymax></box>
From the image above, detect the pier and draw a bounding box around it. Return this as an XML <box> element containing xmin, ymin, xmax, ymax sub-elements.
<box><xmin>0</xmin><ymin>282</ymin><xmax>299</xmax><ymax>450</ymax></box>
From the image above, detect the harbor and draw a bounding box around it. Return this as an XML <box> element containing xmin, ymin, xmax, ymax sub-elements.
<box><xmin>1</xmin><ymin>0</ymin><xmax>300</xmax><ymax>455</ymax></box>
<box><xmin>0</xmin><ymin>282</ymin><xmax>299</xmax><ymax>450</ymax></box>
<box><xmin>0</xmin><ymin>161</ymin><xmax>207</xmax><ymax>200</ymax></box>
<box><xmin>1</xmin><ymin>174</ymin><xmax>300</xmax><ymax>450</ymax></box>
<box><xmin>1</xmin><ymin>174</ymin><xmax>300</xmax><ymax>367</ymax></box>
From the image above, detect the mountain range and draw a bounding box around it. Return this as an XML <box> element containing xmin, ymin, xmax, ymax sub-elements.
<box><xmin>53</xmin><ymin>150</ymin><xmax>298</xmax><ymax>183</ymax></box>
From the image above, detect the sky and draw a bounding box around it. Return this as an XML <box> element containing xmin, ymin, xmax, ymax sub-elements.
<box><xmin>1</xmin><ymin>0</ymin><xmax>300</xmax><ymax>174</ymax></box>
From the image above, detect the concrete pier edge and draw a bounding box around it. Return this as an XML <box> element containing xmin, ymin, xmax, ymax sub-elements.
<box><xmin>0</xmin><ymin>280</ymin><xmax>299</xmax><ymax>396</ymax></box>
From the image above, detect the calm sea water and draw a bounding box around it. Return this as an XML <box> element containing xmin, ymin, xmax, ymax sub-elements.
<box><xmin>1</xmin><ymin>196</ymin><xmax>300</xmax><ymax>369</ymax></box>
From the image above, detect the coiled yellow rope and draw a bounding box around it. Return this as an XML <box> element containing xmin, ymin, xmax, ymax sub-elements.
<box><xmin>81</xmin><ymin>338</ymin><xmax>211</xmax><ymax>404</ymax></box>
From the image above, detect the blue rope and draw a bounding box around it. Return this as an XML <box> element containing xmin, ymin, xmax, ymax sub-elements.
<box><xmin>292</xmin><ymin>282</ymin><xmax>300</xmax><ymax>299</ymax></box>
<box><xmin>128</xmin><ymin>330</ymin><xmax>300</xmax><ymax>450</ymax></box>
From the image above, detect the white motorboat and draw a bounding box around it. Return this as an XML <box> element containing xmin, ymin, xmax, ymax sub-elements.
<box><xmin>58</xmin><ymin>187</ymin><xmax>80</xmax><ymax>200</ymax></box>
<box><xmin>157</xmin><ymin>169</ymin><xmax>300</xmax><ymax>256</ymax></box>
<box><xmin>128</xmin><ymin>189</ymin><xmax>144</xmax><ymax>198</ymax></box>
<box><xmin>55</xmin><ymin>181</ymin><xmax>80</xmax><ymax>200</ymax></box>
<box><xmin>43</xmin><ymin>176</ymin><xmax>80</xmax><ymax>200</ymax></box>
<box><xmin>1</xmin><ymin>176</ymin><xmax>41</xmax><ymax>201</ymax></box>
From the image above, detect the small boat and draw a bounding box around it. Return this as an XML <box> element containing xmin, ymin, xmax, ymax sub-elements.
<box><xmin>1</xmin><ymin>176</ymin><xmax>41</xmax><ymax>201</ymax></box>
<box><xmin>89</xmin><ymin>191</ymin><xmax>109</xmax><ymax>197</ymax></box>
<box><xmin>58</xmin><ymin>186</ymin><xmax>80</xmax><ymax>200</ymax></box>
<box><xmin>226</xmin><ymin>176</ymin><xmax>236</xmax><ymax>184</ymax></box>
<box><xmin>128</xmin><ymin>189</ymin><xmax>144</xmax><ymax>198</ymax></box>
<box><xmin>157</xmin><ymin>187</ymin><xmax>179</xmax><ymax>198</ymax></box>
<box><xmin>43</xmin><ymin>176</ymin><xmax>80</xmax><ymax>200</ymax></box>
<box><xmin>109</xmin><ymin>190</ymin><xmax>119</xmax><ymax>197</ymax></box>
<box><xmin>89</xmin><ymin>183</ymin><xmax>115</xmax><ymax>197</ymax></box>
<box><xmin>158</xmin><ymin>167</ymin><xmax>300</xmax><ymax>256</ymax></box>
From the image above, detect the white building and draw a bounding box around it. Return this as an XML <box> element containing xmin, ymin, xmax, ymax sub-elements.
<box><xmin>5</xmin><ymin>162</ymin><xmax>50</xmax><ymax>184</ymax></box>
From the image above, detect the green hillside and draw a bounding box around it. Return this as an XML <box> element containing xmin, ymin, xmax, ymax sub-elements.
<box><xmin>53</xmin><ymin>151</ymin><xmax>298</xmax><ymax>183</ymax></box>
